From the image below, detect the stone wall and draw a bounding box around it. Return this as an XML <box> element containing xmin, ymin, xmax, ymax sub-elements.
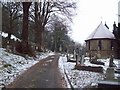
<box><xmin>86</xmin><ymin>39</ymin><xmax>116</xmax><ymax>58</ymax></box>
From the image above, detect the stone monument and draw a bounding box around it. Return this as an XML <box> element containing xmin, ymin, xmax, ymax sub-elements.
<box><xmin>105</xmin><ymin>55</ymin><xmax>115</xmax><ymax>80</ymax></box>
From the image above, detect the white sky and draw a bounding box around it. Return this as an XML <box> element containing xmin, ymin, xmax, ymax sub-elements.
<box><xmin>71</xmin><ymin>0</ymin><xmax>120</xmax><ymax>44</ymax></box>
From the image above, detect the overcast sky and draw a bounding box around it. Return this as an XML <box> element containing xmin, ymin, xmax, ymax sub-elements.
<box><xmin>70</xmin><ymin>0</ymin><xmax>120</xmax><ymax>44</ymax></box>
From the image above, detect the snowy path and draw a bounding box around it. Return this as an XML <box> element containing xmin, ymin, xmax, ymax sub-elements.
<box><xmin>6</xmin><ymin>55</ymin><xmax>66</xmax><ymax>88</ymax></box>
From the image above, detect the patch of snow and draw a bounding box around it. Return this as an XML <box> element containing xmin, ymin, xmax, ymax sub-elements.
<box><xmin>84</xmin><ymin>57</ymin><xmax>90</xmax><ymax>60</ymax></box>
<box><xmin>59</xmin><ymin>56</ymin><xmax>104</xmax><ymax>88</ymax></box>
<box><xmin>84</xmin><ymin>60</ymin><xmax>104</xmax><ymax>67</ymax></box>
<box><xmin>113</xmin><ymin>59</ymin><xmax>120</xmax><ymax>68</ymax></box>
<box><xmin>46</xmin><ymin>59</ymin><xmax>53</xmax><ymax>63</ymax></box>
<box><xmin>11</xmin><ymin>35</ymin><xmax>21</xmax><ymax>41</ymax></box>
<box><xmin>0</xmin><ymin>31</ymin><xmax>21</xmax><ymax>41</ymax></box>
<box><xmin>1</xmin><ymin>32</ymin><xmax>8</xmax><ymax>38</ymax></box>
<box><xmin>36</xmin><ymin>52</ymin><xmax>55</xmax><ymax>61</ymax></box>
<box><xmin>58</xmin><ymin>56</ymin><xmax>71</xmax><ymax>88</ymax></box>
<box><xmin>115</xmin><ymin>73</ymin><xmax>120</xmax><ymax>79</ymax></box>
<box><xmin>0</xmin><ymin>48</ymin><xmax>54</xmax><ymax>88</ymax></box>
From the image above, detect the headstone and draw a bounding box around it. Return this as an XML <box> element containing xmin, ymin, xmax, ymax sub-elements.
<box><xmin>81</xmin><ymin>55</ymin><xmax>85</xmax><ymax>65</ymax></box>
<box><xmin>76</xmin><ymin>54</ymin><xmax>78</xmax><ymax>66</ymax></box>
<box><xmin>67</xmin><ymin>54</ymin><xmax>70</xmax><ymax>62</ymax></box>
<box><xmin>97</xmin><ymin>53</ymin><xmax>101</xmax><ymax>59</ymax></box>
<box><xmin>109</xmin><ymin>55</ymin><xmax>114</xmax><ymax>67</ymax></box>
<box><xmin>93</xmin><ymin>54</ymin><xmax>97</xmax><ymax>61</ymax></box>
<box><xmin>59</xmin><ymin>45</ymin><xmax>62</xmax><ymax>52</ymax></box>
<box><xmin>73</xmin><ymin>50</ymin><xmax>76</xmax><ymax>59</ymax></box>
<box><xmin>105</xmin><ymin>67</ymin><xmax>115</xmax><ymax>80</ymax></box>
<box><xmin>105</xmin><ymin>55</ymin><xmax>115</xmax><ymax>80</ymax></box>
<box><xmin>6</xmin><ymin>45</ymin><xmax>11</xmax><ymax>52</ymax></box>
<box><xmin>35</xmin><ymin>46</ymin><xmax>38</xmax><ymax>50</ymax></box>
<box><xmin>76</xmin><ymin>48</ymin><xmax>79</xmax><ymax>55</ymax></box>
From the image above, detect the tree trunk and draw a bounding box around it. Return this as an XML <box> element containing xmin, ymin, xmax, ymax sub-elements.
<box><xmin>7</xmin><ymin>15</ymin><xmax>12</xmax><ymax>42</ymax></box>
<box><xmin>39</xmin><ymin>28</ymin><xmax>44</xmax><ymax>51</ymax></box>
<box><xmin>34</xmin><ymin>2</ymin><xmax>38</xmax><ymax>45</ymax></box>
<box><xmin>21</xmin><ymin>2</ymin><xmax>31</xmax><ymax>53</ymax></box>
<box><xmin>36</xmin><ymin>23</ymin><xmax>44</xmax><ymax>51</ymax></box>
<box><xmin>34</xmin><ymin>2</ymin><xmax>44</xmax><ymax>51</ymax></box>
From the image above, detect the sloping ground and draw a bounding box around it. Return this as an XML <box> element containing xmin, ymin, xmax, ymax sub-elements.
<box><xmin>0</xmin><ymin>48</ymin><xmax>54</xmax><ymax>88</ymax></box>
<box><xmin>6</xmin><ymin>55</ymin><xmax>67</xmax><ymax>88</ymax></box>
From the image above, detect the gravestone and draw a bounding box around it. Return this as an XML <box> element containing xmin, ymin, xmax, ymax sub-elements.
<box><xmin>73</xmin><ymin>50</ymin><xmax>76</xmax><ymax>59</ymax></box>
<box><xmin>76</xmin><ymin>54</ymin><xmax>78</xmax><ymax>66</ymax></box>
<box><xmin>105</xmin><ymin>55</ymin><xmax>115</xmax><ymax>80</ymax></box>
<box><xmin>80</xmin><ymin>55</ymin><xmax>84</xmax><ymax>65</ymax></box>
<box><xmin>109</xmin><ymin>55</ymin><xmax>114</xmax><ymax>67</ymax></box>
<box><xmin>105</xmin><ymin>67</ymin><xmax>115</xmax><ymax>80</ymax></box>
<box><xmin>67</xmin><ymin>54</ymin><xmax>70</xmax><ymax>62</ymax></box>
<box><xmin>6</xmin><ymin>45</ymin><xmax>11</xmax><ymax>52</ymax></box>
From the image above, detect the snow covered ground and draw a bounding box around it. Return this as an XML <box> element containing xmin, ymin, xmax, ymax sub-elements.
<box><xmin>0</xmin><ymin>48</ymin><xmax>54</xmax><ymax>88</ymax></box>
<box><xmin>59</xmin><ymin>56</ymin><xmax>104</xmax><ymax>88</ymax></box>
<box><xmin>59</xmin><ymin>55</ymin><xmax>120</xmax><ymax>88</ymax></box>
<box><xmin>0</xmin><ymin>47</ymin><xmax>119</xmax><ymax>89</ymax></box>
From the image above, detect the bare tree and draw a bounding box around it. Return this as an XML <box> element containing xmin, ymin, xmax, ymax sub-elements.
<box><xmin>21</xmin><ymin>2</ymin><xmax>31</xmax><ymax>53</ymax></box>
<box><xmin>2</xmin><ymin>2</ymin><xmax>22</xmax><ymax>41</ymax></box>
<box><xmin>30</xmin><ymin>0</ymin><xmax>76</xmax><ymax>51</ymax></box>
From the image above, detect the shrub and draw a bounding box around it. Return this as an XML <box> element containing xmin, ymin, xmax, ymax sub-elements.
<box><xmin>3</xmin><ymin>64</ymin><xmax>12</xmax><ymax>68</ymax></box>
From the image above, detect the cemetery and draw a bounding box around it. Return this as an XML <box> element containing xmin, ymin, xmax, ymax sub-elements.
<box><xmin>0</xmin><ymin>1</ymin><xmax>120</xmax><ymax>89</ymax></box>
<box><xmin>65</xmin><ymin>22</ymin><xmax>120</xmax><ymax>88</ymax></box>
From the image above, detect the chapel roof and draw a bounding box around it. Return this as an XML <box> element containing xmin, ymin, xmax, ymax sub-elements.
<box><xmin>85</xmin><ymin>22</ymin><xmax>115</xmax><ymax>41</ymax></box>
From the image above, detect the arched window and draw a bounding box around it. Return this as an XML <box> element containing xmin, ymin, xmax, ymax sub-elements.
<box><xmin>88</xmin><ymin>41</ymin><xmax>90</xmax><ymax>50</ymax></box>
<box><xmin>98</xmin><ymin>40</ymin><xmax>102</xmax><ymax>50</ymax></box>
